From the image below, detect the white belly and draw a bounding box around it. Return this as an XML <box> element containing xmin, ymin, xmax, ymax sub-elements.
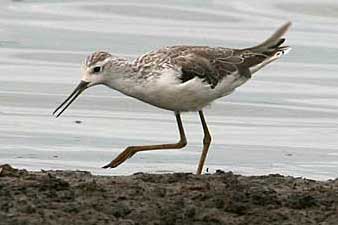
<box><xmin>133</xmin><ymin>71</ymin><xmax>249</xmax><ymax>112</ymax></box>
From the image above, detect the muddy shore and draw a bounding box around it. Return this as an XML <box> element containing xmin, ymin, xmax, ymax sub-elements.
<box><xmin>0</xmin><ymin>164</ymin><xmax>337</xmax><ymax>225</ymax></box>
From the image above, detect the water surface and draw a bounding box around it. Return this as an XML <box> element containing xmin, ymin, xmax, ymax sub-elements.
<box><xmin>1</xmin><ymin>0</ymin><xmax>338</xmax><ymax>180</ymax></box>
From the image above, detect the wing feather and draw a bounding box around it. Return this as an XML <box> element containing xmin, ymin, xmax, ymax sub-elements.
<box><xmin>134</xmin><ymin>46</ymin><xmax>277</xmax><ymax>89</ymax></box>
<box><xmin>171</xmin><ymin>47</ymin><xmax>264</xmax><ymax>88</ymax></box>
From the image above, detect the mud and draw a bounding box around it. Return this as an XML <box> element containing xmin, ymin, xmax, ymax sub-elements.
<box><xmin>0</xmin><ymin>164</ymin><xmax>337</xmax><ymax>225</ymax></box>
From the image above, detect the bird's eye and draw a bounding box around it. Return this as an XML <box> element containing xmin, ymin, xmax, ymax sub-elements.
<box><xmin>93</xmin><ymin>66</ymin><xmax>102</xmax><ymax>73</ymax></box>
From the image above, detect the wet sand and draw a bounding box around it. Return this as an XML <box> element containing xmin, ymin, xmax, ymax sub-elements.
<box><xmin>1</xmin><ymin>164</ymin><xmax>338</xmax><ymax>225</ymax></box>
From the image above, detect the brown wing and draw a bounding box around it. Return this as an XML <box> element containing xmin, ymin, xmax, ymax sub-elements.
<box><xmin>134</xmin><ymin>46</ymin><xmax>275</xmax><ymax>89</ymax></box>
<box><xmin>134</xmin><ymin>23</ymin><xmax>290</xmax><ymax>89</ymax></box>
<box><xmin>169</xmin><ymin>46</ymin><xmax>269</xmax><ymax>88</ymax></box>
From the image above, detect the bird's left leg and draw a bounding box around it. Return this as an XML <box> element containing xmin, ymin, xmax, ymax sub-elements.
<box><xmin>196</xmin><ymin>110</ymin><xmax>212</xmax><ymax>175</ymax></box>
<box><xmin>102</xmin><ymin>112</ymin><xmax>187</xmax><ymax>169</ymax></box>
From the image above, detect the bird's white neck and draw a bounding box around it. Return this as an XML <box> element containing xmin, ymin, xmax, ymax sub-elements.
<box><xmin>103</xmin><ymin>61</ymin><xmax>145</xmax><ymax>99</ymax></box>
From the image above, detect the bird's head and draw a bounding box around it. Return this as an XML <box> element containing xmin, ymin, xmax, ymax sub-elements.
<box><xmin>53</xmin><ymin>51</ymin><xmax>129</xmax><ymax>117</ymax></box>
<box><xmin>81</xmin><ymin>51</ymin><xmax>113</xmax><ymax>87</ymax></box>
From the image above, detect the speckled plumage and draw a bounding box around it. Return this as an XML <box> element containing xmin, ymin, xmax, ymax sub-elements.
<box><xmin>132</xmin><ymin>44</ymin><xmax>286</xmax><ymax>88</ymax></box>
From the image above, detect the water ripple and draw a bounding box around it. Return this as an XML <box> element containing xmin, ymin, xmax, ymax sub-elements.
<box><xmin>0</xmin><ymin>0</ymin><xmax>338</xmax><ymax>179</ymax></box>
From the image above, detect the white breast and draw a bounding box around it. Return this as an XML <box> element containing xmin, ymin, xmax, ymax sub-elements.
<box><xmin>129</xmin><ymin>69</ymin><xmax>249</xmax><ymax>112</ymax></box>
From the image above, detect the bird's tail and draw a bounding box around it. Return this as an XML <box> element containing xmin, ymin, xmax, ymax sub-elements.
<box><xmin>245</xmin><ymin>22</ymin><xmax>292</xmax><ymax>72</ymax></box>
<box><xmin>251</xmin><ymin>21</ymin><xmax>291</xmax><ymax>51</ymax></box>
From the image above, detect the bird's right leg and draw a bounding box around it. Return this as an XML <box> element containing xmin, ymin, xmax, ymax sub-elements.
<box><xmin>102</xmin><ymin>112</ymin><xmax>187</xmax><ymax>168</ymax></box>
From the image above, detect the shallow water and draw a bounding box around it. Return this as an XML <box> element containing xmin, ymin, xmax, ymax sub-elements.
<box><xmin>1</xmin><ymin>0</ymin><xmax>338</xmax><ymax>180</ymax></box>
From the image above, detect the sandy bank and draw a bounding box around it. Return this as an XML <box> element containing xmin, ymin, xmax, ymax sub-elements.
<box><xmin>0</xmin><ymin>164</ymin><xmax>337</xmax><ymax>225</ymax></box>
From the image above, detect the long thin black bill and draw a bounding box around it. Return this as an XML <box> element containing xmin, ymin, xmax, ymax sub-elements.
<box><xmin>53</xmin><ymin>81</ymin><xmax>89</xmax><ymax>118</ymax></box>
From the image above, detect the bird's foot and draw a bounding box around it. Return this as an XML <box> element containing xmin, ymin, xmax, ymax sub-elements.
<box><xmin>102</xmin><ymin>148</ymin><xmax>136</xmax><ymax>169</ymax></box>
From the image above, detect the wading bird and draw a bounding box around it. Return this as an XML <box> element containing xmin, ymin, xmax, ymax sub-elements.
<box><xmin>53</xmin><ymin>22</ymin><xmax>291</xmax><ymax>174</ymax></box>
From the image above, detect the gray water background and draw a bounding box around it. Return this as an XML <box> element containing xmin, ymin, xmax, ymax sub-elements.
<box><xmin>1</xmin><ymin>0</ymin><xmax>338</xmax><ymax>180</ymax></box>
